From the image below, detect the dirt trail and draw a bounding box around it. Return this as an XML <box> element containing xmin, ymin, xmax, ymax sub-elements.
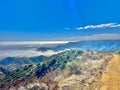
<box><xmin>100</xmin><ymin>54</ymin><xmax>120</xmax><ymax>90</ymax></box>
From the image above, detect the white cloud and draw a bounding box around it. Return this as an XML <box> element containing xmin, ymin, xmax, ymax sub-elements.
<box><xmin>76</xmin><ymin>23</ymin><xmax>120</xmax><ymax>30</ymax></box>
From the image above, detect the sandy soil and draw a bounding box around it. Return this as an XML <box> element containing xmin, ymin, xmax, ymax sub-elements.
<box><xmin>100</xmin><ymin>54</ymin><xmax>120</xmax><ymax>90</ymax></box>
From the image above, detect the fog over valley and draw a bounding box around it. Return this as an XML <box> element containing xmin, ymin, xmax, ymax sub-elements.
<box><xmin>0</xmin><ymin>41</ymin><xmax>68</xmax><ymax>60</ymax></box>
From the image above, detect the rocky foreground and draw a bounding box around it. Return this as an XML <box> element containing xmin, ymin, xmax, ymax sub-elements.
<box><xmin>0</xmin><ymin>50</ymin><xmax>120</xmax><ymax>90</ymax></box>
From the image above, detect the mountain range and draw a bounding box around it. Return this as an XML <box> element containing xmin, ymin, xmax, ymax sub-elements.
<box><xmin>1</xmin><ymin>40</ymin><xmax>120</xmax><ymax>90</ymax></box>
<box><xmin>37</xmin><ymin>40</ymin><xmax>120</xmax><ymax>51</ymax></box>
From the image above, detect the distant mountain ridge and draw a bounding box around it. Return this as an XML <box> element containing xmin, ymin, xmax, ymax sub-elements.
<box><xmin>54</xmin><ymin>40</ymin><xmax>120</xmax><ymax>51</ymax></box>
<box><xmin>37</xmin><ymin>40</ymin><xmax>120</xmax><ymax>51</ymax></box>
<box><xmin>37</xmin><ymin>47</ymin><xmax>53</xmax><ymax>52</ymax></box>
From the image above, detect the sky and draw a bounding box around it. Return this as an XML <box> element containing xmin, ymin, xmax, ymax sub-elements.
<box><xmin>0</xmin><ymin>0</ymin><xmax>120</xmax><ymax>41</ymax></box>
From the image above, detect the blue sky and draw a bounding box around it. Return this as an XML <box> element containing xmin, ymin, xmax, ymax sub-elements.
<box><xmin>0</xmin><ymin>0</ymin><xmax>120</xmax><ymax>41</ymax></box>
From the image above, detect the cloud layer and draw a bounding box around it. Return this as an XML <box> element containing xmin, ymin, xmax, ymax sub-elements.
<box><xmin>55</xmin><ymin>34</ymin><xmax>120</xmax><ymax>41</ymax></box>
<box><xmin>76</xmin><ymin>23</ymin><xmax>120</xmax><ymax>30</ymax></box>
<box><xmin>81</xmin><ymin>34</ymin><xmax>120</xmax><ymax>40</ymax></box>
<box><xmin>0</xmin><ymin>49</ymin><xmax>62</xmax><ymax>60</ymax></box>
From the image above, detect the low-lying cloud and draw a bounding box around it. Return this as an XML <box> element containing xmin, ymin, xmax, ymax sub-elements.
<box><xmin>0</xmin><ymin>41</ymin><xmax>67</xmax><ymax>60</ymax></box>
<box><xmin>0</xmin><ymin>49</ymin><xmax>61</xmax><ymax>60</ymax></box>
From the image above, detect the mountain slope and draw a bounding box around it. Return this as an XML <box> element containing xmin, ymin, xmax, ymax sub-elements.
<box><xmin>0</xmin><ymin>55</ymin><xmax>47</xmax><ymax>71</ymax></box>
<box><xmin>0</xmin><ymin>50</ymin><xmax>114</xmax><ymax>90</ymax></box>
<box><xmin>0</xmin><ymin>50</ymin><xmax>83</xmax><ymax>84</ymax></box>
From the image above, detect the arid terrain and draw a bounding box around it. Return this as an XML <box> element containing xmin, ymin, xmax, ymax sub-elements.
<box><xmin>0</xmin><ymin>49</ymin><xmax>120</xmax><ymax>90</ymax></box>
<box><xmin>100</xmin><ymin>54</ymin><xmax>120</xmax><ymax>90</ymax></box>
